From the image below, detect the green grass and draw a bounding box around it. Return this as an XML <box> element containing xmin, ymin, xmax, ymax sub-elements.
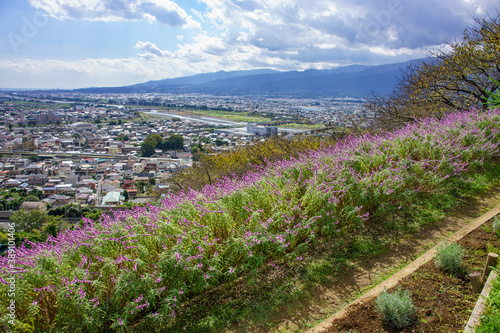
<box><xmin>279</xmin><ymin>123</ymin><xmax>324</xmax><ymax>130</ymax></box>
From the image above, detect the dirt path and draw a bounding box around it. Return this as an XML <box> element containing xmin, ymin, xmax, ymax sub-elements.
<box><xmin>268</xmin><ymin>186</ymin><xmax>500</xmax><ymax>332</ymax></box>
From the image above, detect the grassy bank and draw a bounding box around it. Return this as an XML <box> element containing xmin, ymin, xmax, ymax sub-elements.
<box><xmin>1</xmin><ymin>109</ymin><xmax>500</xmax><ymax>332</ymax></box>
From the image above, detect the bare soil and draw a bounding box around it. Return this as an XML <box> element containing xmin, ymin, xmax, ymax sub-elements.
<box><xmin>324</xmin><ymin>213</ymin><xmax>500</xmax><ymax>332</ymax></box>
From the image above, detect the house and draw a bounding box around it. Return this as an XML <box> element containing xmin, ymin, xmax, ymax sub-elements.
<box><xmin>122</xmin><ymin>170</ymin><xmax>134</xmax><ymax>180</ymax></box>
<box><xmin>108</xmin><ymin>179</ymin><xmax>121</xmax><ymax>188</ymax></box>
<box><xmin>19</xmin><ymin>201</ymin><xmax>47</xmax><ymax>211</ymax></box>
<box><xmin>44</xmin><ymin>194</ymin><xmax>71</xmax><ymax>207</ymax></box>
<box><xmin>101</xmin><ymin>191</ymin><xmax>124</xmax><ymax>206</ymax></box>
<box><xmin>75</xmin><ymin>193</ymin><xmax>90</xmax><ymax>204</ymax></box>
<box><xmin>124</xmin><ymin>187</ymin><xmax>137</xmax><ymax>198</ymax></box>
<box><xmin>28</xmin><ymin>175</ymin><xmax>48</xmax><ymax>186</ymax></box>
<box><xmin>24</xmin><ymin>164</ymin><xmax>43</xmax><ymax>175</ymax></box>
<box><xmin>122</xmin><ymin>180</ymin><xmax>135</xmax><ymax>189</ymax></box>
<box><xmin>63</xmin><ymin>175</ymin><xmax>79</xmax><ymax>186</ymax></box>
<box><xmin>3</xmin><ymin>179</ymin><xmax>21</xmax><ymax>189</ymax></box>
<box><xmin>76</xmin><ymin>187</ymin><xmax>93</xmax><ymax>195</ymax></box>
<box><xmin>132</xmin><ymin>163</ymin><xmax>144</xmax><ymax>174</ymax></box>
<box><xmin>42</xmin><ymin>187</ymin><xmax>58</xmax><ymax>196</ymax></box>
<box><xmin>55</xmin><ymin>184</ymin><xmax>76</xmax><ymax>196</ymax></box>
<box><xmin>101</xmin><ymin>184</ymin><xmax>115</xmax><ymax>194</ymax></box>
<box><xmin>144</xmin><ymin>161</ymin><xmax>157</xmax><ymax>172</ymax></box>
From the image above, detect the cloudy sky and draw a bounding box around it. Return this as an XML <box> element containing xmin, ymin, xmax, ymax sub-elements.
<box><xmin>0</xmin><ymin>0</ymin><xmax>497</xmax><ymax>89</ymax></box>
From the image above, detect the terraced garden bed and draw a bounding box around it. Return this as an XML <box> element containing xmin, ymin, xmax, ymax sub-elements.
<box><xmin>325</xmin><ymin>214</ymin><xmax>500</xmax><ymax>332</ymax></box>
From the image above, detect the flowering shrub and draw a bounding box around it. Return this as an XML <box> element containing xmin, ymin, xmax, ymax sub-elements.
<box><xmin>1</xmin><ymin>109</ymin><xmax>499</xmax><ymax>331</ymax></box>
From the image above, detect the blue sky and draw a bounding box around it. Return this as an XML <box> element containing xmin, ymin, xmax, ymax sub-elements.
<box><xmin>0</xmin><ymin>0</ymin><xmax>498</xmax><ymax>89</ymax></box>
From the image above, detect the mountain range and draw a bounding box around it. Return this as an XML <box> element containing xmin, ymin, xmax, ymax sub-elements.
<box><xmin>74</xmin><ymin>59</ymin><xmax>420</xmax><ymax>98</ymax></box>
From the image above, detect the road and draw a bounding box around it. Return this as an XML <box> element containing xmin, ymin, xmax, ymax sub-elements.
<box><xmin>96</xmin><ymin>178</ymin><xmax>103</xmax><ymax>205</ymax></box>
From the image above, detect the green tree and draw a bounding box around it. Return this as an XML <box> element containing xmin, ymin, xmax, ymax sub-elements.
<box><xmin>215</xmin><ymin>138</ymin><xmax>227</xmax><ymax>146</ymax></box>
<box><xmin>145</xmin><ymin>133</ymin><xmax>163</xmax><ymax>148</ymax></box>
<box><xmin>10</xmin><ymin>209</ymin><xmax>62</xmax><ymax>233</ymax></box>
<box><xmin>23</xmin><ymin>195</ymin><xmax>40</xmax><ymax>202</ymax></box>
<box><xmin>148</xmin><ymin>178</ymin><xmax>156</xmax><ymax>186</ymax></box>
<box><xmin>82</xmin><ymin>209</ymin><xmax>102</xmax><ymax>222</ymax></box>
<box><xmin>28</xmin><ymin>154</ymin><xmax>41</xmax><ymax>162</ymax></box>
<box><xmin>123</xmin><ymin>190</ymin><xmax>129</xmax><ymax>201</ymax></box>
<box><xmin>140</xmin><ymin>140</ymin><xmax>156</xmax><ymax>157</ymax></box>
<box><xmin>370</xmin><ymin>12</ymin><xmax>500</xmax><ymax>129</ymax></box>
<box><xmin>165</xmin><ymin>135</ymin><xmax>184</xmax><ymax>150</ymax></box>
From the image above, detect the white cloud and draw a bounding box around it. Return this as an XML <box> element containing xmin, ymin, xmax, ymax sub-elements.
<box><xmin>5</xmin><ymin>0</ymin><xmax>499</xmax><ymax>89</ymax></box>
<box><xmin>28</xmin><ymin>0</ymin><xmax>200</xmax><ymax>27</ymax></box>
<box><xmin>135</xmin><ymin>41</ymin><xmax>172</xmax><ymax>57</ymax></box>
<box><xmin>198</xmin><ymin>0</ymin><xmax>499</xmax><ymax>62</ymax></box>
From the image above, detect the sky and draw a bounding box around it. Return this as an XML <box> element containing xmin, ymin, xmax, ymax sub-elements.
<box><xmin>0</xmin><ymin>0</ymin><xmax>498</xmax><ymax>89</ymax></box>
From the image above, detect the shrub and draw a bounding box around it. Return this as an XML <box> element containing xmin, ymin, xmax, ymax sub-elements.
<box><xmin>435</xmin><ymin>242</ymin><xmax>464</xmax><ymax>274</ymax></box>
<box><xmin>376</xmin><ymin>288</ymin><xmax>416</xmax><ymax>329</ymax></box>
<box><xmin>492</xmin><ymin>216</ymin><xmax>500</xmax><ymax>236</ymax></box>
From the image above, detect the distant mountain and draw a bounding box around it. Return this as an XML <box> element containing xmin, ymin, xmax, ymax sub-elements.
<box><xmin>74</xmin><ymin>60</ymin><xmax>421</xmax><ymax>98</ymax></box>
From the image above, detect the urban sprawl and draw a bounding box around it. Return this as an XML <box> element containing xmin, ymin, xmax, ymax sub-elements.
<box><xmin>0</xmin><ymin>92</ymin><xmax>374</xmax><ymax>209</ymax></box>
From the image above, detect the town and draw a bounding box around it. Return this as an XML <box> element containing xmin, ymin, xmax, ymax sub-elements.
<box><xmin>0</xmin><ymin>91</ymin><xmax>372</xmax><ymax>210</ymax></box>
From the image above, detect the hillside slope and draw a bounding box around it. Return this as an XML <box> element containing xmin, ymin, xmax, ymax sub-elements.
<box><xmin>1</xmin><ymin>109</ymin><xmax>499</xmax><ymax>332</ymax></box>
